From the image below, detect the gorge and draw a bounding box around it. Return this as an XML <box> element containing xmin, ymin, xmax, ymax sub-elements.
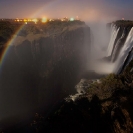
<box><xmin>1</xmin><ymin>20</ymin><xmax>133</xmax><ymax>132</ymax></box>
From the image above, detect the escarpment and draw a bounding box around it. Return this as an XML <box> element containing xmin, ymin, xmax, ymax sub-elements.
<box><xmin>0</xmin><ymin>21</ymin><xmax>91</xmax><ymax>128</ymax></box>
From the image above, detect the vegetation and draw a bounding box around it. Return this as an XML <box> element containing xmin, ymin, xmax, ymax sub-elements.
<box><xmin>86</xmin><ymin>58</ymin><xmax>133</xmax><ymax>100</ymax></box>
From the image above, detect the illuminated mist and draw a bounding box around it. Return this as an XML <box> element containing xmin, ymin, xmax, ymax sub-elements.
<box><xmin>86</xmin><ymin>21</ymin><xmax>115</xmax><ymax>74</ymax></box>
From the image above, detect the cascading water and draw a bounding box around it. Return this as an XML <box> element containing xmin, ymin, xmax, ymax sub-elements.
<box><xmin>106</xmin><ymin>24</ymin><xmax>120</xmax><ymax>57</ymax></box>
<box><xmin>111</xmin><ymin>28</ymin><xmax>126</xmax><ymax>62</ymax></box>
<box><xmin>113</xmin><ymin>27</ymin><xmax>133</xmax><ymax>73</ymax></box>
<box><xmin>89</xmin><ymin>22</ymin><xmax>133</xmax><ymax>74</ymax></box>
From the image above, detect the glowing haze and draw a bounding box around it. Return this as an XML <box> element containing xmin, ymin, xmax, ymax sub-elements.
<box><xmin>0</xmin><ymin>0</ymin><xmax>133</xmax><ymax>22</ymax></box>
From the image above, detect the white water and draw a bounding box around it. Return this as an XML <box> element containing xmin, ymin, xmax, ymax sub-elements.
<box><xmin>113</xmin><ymin>27</ymin><xmax>133</xmax><ymax>73</ymax></box>
<box><xmin>111</xmin><ymin>28</ymin><xmax>126</xmax><ymax>62</ymax></box>
<box><xmin>124</xmin><ymin>49</ymin><xmax>133</xmax><ymax>69</ymax></box>
<box><xmin>89</xmin><ymin>23</ymin><xmax>133</xmax><ymax>74</ymax></box>
<box><xmin>106</xmin><ymin>24</ymin><xmax>120</xmax><ymax>57</ymax></box>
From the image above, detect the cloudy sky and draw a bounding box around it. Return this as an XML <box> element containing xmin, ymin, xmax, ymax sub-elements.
<box><xmin>0</xmin><ymin>0</ymin><xmax>133</xmax><ymax>22</ymax></box>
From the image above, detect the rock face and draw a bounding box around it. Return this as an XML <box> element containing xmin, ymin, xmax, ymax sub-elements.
<box><xmin>0</xmin><ymin>21</ymin><xmax>91</xmax><ymax>128</ymax></box>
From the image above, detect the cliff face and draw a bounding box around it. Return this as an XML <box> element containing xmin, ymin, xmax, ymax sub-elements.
<box><xmin>0</xmin><ymin>21</ymin><xmax>91</xmax><ymax>127</ymax></box>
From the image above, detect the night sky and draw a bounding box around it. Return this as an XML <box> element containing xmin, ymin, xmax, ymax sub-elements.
<box><xmin>0</xmin><ymin>0</ymin><xmax>133</xmax><ymax>21</ymax></box>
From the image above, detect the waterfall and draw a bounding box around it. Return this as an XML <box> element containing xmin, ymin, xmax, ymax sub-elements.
<box><xmin>84</xmin><ymin>22</ymin><xmax>133</xmax><ymax>74</ymax></box>
<box><xmin>113</xmin><ymin>27</ymin><xmax>133</xmax><ymax>73</ymax></box>
<box><xmin>121</xmin><ymin>48</ymin><xmax>133</xmax><ymax>71</ymax></box>
<box><xmin>106</xmin><ymin>24</ymin><xmax>120</xmax><ymax>57</ymax></box>
<box><xmin>111</xmin><ymin>28</ymin><xmax>126</xmax><ymax>62</ymax></box>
